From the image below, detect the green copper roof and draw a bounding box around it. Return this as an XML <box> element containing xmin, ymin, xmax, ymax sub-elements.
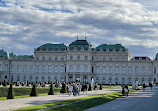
<box><xmin>17</xmin><ymin>55</ymin><xmax>33</xmax><ymax>60</ymax></box>
<box><xmin>69</xmin><ymin>40</ymin><xmax>92</xmax><ymax>51</ymax></box>
<box><xmin>37</xmin><ymin>43</ymin><xmax>67</xmax><ymax>51</ymax></box>
<box><xmin>9</xmin><ymin>52</ymin><xmax>16</xmax><ymax>59</ymax></box>
<box><xmin>96</xmin><ymin>44</ymin><xmax>126</xmax><ymax>52</ymax></box>
<box><xmin>0</xmin><ymin>49</ymin><xmax>9</xmax><ymax>58</ymax></box>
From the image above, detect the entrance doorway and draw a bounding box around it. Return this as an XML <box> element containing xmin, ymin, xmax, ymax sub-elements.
<box><xmin>68</xmin><ymin>76</ymin><xmax>73</xmax><ymax>83</ymax></box>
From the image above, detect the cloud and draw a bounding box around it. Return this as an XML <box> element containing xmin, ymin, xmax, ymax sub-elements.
<box><xmin>0</xmin><ymin>0</ymin><xmax>158</xmax><ymax>58</ymax></box>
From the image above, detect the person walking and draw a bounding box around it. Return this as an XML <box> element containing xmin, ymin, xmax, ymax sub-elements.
<box><xmin>124</xmin><ymin>86</ymin><xmax>129</xmax><ymax>97</ymax></box>
<box><xmin>122</xmin><ymin>86</ymin><xmax>125</xmax><ymax>98</ymax></box>
<box><xmin>143</xmin><ymin>83</ymin><xmax>146</xmax><ymax>91</ymax></box>
<box><xmin>68</xmin><ymin>84</ymin><xmax>73</xmax><ymax>96</ymax></box>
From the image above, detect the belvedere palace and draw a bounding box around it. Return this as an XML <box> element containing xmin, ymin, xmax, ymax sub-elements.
<box><xmin>0</xmin><ymin>39</ymin><xmax>158</xmax><ymax>85</ymax></box>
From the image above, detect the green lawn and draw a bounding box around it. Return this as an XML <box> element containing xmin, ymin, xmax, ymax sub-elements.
<box><xmin>14</xmin><ymin>88</ymin><xmax>139</xmax><ymax>111</ymax></box>
<box><xmin>0</xmin><ymin>86</ymin><xmax>60</xmax><ymax>100</ymax></box>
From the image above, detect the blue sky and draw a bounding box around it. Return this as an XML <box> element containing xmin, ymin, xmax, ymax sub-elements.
<box><xmin>0</xmin><ymin>0</ymin><xmax>158</xmax><ymax>59</ymax></box>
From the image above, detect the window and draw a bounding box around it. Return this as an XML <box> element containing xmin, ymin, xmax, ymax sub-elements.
<box><xmin>128</xmin><ymin>66</ymin><xmax>132</xmax><ymax>74</ymax></box>
<box><xmin>55</xmin><ymin>56</ymin><xmax>58</xmax><ymax>60</ymax></box>
<box><xmin>49</xmin><ymin>57</ymin><xmax>51</xmax><ymax>61</ymax></box>
<box><xmin>109</xmin><ymin>57</ymin><xmax>112</xmax><ymax>61</ymax></box>
<box><xmin>103</xmin><ymin>57</ymin><xmax>106</xmax><ymax>61</ymax></box>
<box><xmin>135</xmin><ymin>66</ymin><xmax>138</xmax><ymax>74</ymax></box>
<box><xmin>84</xmin><ymin>66</ymin><xmax>88</xmax><ymax>72</ymax></box>
<box><xmin>35</xmin><ymin>65</ymin><xmax>39</xmax><ymax>72</ymax></box>
<box><xmin>76</xmin><ymin>65</ymin><xmax>80</xmax><ymax>72</ymax></box>
<box><xmin>36</xmin><ymin>57</ymin><xmax>39</xmax><ymax>60</ymax></box>
<box><xmin>69</xmin><ymin>66</ymin><xmax>73</xmax><ymax>72</ymax></box>
<box><xmin>42</xmin><ymin>56</ymin><xmax>45</xmax><ymax>60</ymax></box>
<box><xmin>102</xmin><ymin>67</ymin><xmax>106</xmax><ymax>74</ymax></box>
<box><xmin>115</xmin><ymin>66</ymin><xmax>119</xmax><ymax>74</ymax></box>
<box><xmin>55</xmin><ymin>65</ymin><xmax>58</xmax><ymax>73</ymax></box>
<box><xmin>77</xmin><ymin>55</ymin><xmax>80</xmax><ymax>60</ymax></box>
<box><xmin>122</xmin><ymin>66</ymin><xmax>126</xmax><ymax>74</ymax></box>
<box><xmin>17</xmin><ymin>65</ymin><xmax>20</xmax><ymax>72</ymax></box>
<box><xmin>23</xmin><ymin>65</ymin><xmax>27</xmax><ymax>73</ymax></box>
<box><xmin>154</xmin><ymin>67</ymin><xmax>156</xmax><ymax>74</ymax></box>
<box><xmin>11</xmin><ymin>65</ymin><xmax>14</xmax><ymax>72</ymax></box>
<box><xmin>96</xmin><ymin>67</ymin><xmax>100</xmax><ymax>74</ymax></box>
<box><xmin>70</xmin><ymin>55</ymin><xmax>73</xmax><ymax>60</ymax></box>
<box><xmin>30</xmin><ymin>65</ymin><xmax>33</xmax><ymax>73</ymax></box>
<box><xmin>116</xmin><ymin>56</ymin><xmax>119</xmax><ymax>61</ymax></box>
<box><xmin>61</xmin><ymin>57</ymin><xmax>64</xmax><ymax>61</ymax></box>
<box><xmin>148</xmin><ymin>66</ymin><xmax>152</xmax><ymax>74</ymax></box>
<box><xmin>61</xmin><ymin>65</ymin><xmax>64</xmax><ymax>73</ymax></box>
<box><xmin>109</xmin><ymin>66</ymin><xmax>113</xmax><ymax>74</ymax></box>
<box><xmin>48</xmin><ymin>65</ymin><xmax>52</xmax><ymax>73</ymax></box>
<box><xmin>85</xmin><ymin>56</ymin><xmax>88</xmax><ymax>60</ymax></box>
<box><xmin>5</xmin><ymin>64</ymin><xmax>8</xmax><ymax>71</ymax></box>
<box><xmin>42</xmin><ymin>65</ymin><xmax>46</xmax><ymax>72</ymax></box>
<box><xmin>142</xmin><ymin>66</ymin><xmax>145</xmax><ymax>74</ymax></box>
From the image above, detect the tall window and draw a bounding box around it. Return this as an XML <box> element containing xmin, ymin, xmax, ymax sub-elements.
<box><xmin>96</xmin><ymin>67</ymin><xmax>100</xmax><ymax>74</ymax></box>
<box><xmin>148</xmin><ymin>66</ymin><xmax>152</xmax><ymax>74</ymax></box>
<box><xmin>102</xmin><ymin>67</ymin><xmax>106</xmax><ymax>74</ymax></box>
<box><xmin>115</xmin><ymin>66</ymin><xmax>119</xmax><ymax>74</ymax></box>
<box><xmin>128</xmin><ymin>66</ymin><xmax>132</xmax><ymax>74</ymax></box>
<box><xmin>85</xmin><ymin>56</ymin><xmax>88</xmax><ymax>60</ymax></box>
<box><xmin>154</xmin><ymin>67</ymin><xmax>156</xmax><ymax>74</ymax></box>
<box><xmin>109</xmin><ymin>57</ymin><xmax>112</xmax><ymax>61</ymax></box>
<box><xmin>55</xmin><ymin>56</ymin><xmax>58</xmax><ymax>60</ymax></box>
<box><xmin>103</xmin><ymin>57</ymin><xmax>106</xmax><ymax>61</ymax></box>
<box><xmin>135</xmin><ymin>66</ymin><xmax>138</xmax><ymax>74</ymax></box>
<box><xmin>30</xmin><ymin>65</ymin><xmax>33</xmax><ymax>73</ymax></box>
<box><xmin>11</xmin><ymin>65</ymin><xmax>14</xmax><ymax>72</ymax></box>
<box><xmin>42</xmin><ymin>65</ymin><xmax>45</xmax><ymax>72</ymax></box>
<box><xmin>84</xmin><ymin>66</ymin><xmax>88</xmax><ymax>72</ymax></box>
<box><xmin>122</xmin><ymin>66</ymin><xmax>126</xmax><ymax>74</ymax></box>
<box><xmin>142</xmin><ymin>66</ymin><xmax>145</xmax><ymax>74</ymax></box>
<box><xmin>35</xmin><ymin>65</ymin><xmax>39</xmax><ymax>72</ymax></box>
<box><xmin>55</xmin><ymin>65</ymin><xmax>58</xmax><ymax>73</ymax></box>
<box><xmin>109</xmin><ymin>66</ymin><xmax>113</xmax><ymax>74</ymax></box>
<box><xmin>76</xmin><ymin>65</ymin><xmax>80</xmax><ymax>72</ymax></box>
<box><xmin>23</xmin><ymin>65</ymin><xmax>27</xmax><ymax>73</ymax></box>
<box><xmin>61</xmin><ymin>65</ymin><xmax>64</xmax><ymax>73</ymax></box>
<box><xmin>77</xmin><ymin>55</ymin><xmax>80</xmax><ymax>60</ymax></box>
<box><xmin>70</xmin><ymin>55</ymin><xmax>73</xmax><ymax>60</ymax></box>
<box><xmin>69</xmin><ymin>66</ymin><xmax>73</xmax><ymax>72</ymax></box>
<box><xmin>42</xmin><ymin>56</ymin><xmax>45</xmax><ymax>60</ymax></box>
<box><xmin>48</xmin><ymin>65</ymin><xmax>52</xmax><ymax>73</ymax></box>
<box><xmin>17</xmin><ymin>65</ymin><xmax>20</xmax><ymax>73</ymax></box>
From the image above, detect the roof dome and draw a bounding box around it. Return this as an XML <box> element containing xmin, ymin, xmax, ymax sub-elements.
<box><xmin>0</xmin><ymin>49</ymin><xmax>9</xmax><ymax>58</ymax></box>
<box><xmin>9</xmin><ymin>52</ymin><xmax>16</xmax><ymax>59</ymax></box>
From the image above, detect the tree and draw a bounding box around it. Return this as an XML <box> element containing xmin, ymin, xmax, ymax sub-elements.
<box><xmin>99</xmin><ymin>84</ymin><xmax>102</xmax><ymax>90</ymax></box>
<box><xmin>3</xmin><ymin>80</ymin><xmax>7</xmax><ymax>87</ymax></box>
<box><xmin>60</xmin><ymin>83</ymin><xmax>66</xmax><ymax>93</ymax></box>
<box><xmin>7</xmin><ymin>84</ymin><xmax>14</xmax><ymax>99</ymax></box>
<box><xmin>88</xmin><ymin>84</ymin><xmax>92</xmax><ymax>91</ymax></box>
<box><xmin>30</xmin><ymin>83</ymin><xmax>38</xmax><ymax>97</ymax></box>
<box><xmin>48</xmin><ymin>83</ymin><xmax>54</xmax><ymax>95</ymax></box>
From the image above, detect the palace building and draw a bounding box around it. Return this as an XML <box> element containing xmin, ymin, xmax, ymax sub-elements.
<box><xmin>0</xmin><ymin>39</ymin><xmax>158</xmax><ymax>85</ymax></box>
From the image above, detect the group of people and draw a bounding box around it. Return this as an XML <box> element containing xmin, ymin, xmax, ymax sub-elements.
<box><xmin>122</xmin><ymin>85</ymin><xmax>129</xmax><ymax>97</ymax></box>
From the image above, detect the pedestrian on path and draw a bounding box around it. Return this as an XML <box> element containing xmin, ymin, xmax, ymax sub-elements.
<box><xmin>124</xmin><ymin>86</ymin><xmax>129</xmax><ymax>97</ymax></box>
<box><xmin>143</xmin><ymin>83</ymin><xmax>146</xmax><ymax>91</ymax></box>
<box><xmin>122</xmin><ymin>86</ymin><xmax>125</xmax><ymax>98</ymax></box>
<box><xmin>149</xmin><ymin>83</ymin><xmax>153</xmax><ymax>90</ymax></box>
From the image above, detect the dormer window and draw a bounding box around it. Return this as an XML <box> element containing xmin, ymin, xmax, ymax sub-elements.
<box><xmin>70</xmin><ymin>55</ymin><xmax>73</xmax><ymax>60</ymax></box>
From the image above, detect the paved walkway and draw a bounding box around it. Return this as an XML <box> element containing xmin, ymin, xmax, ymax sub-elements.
<box><xmin>0</xmin><ymin>88</ymin><xmax>121</xmax><ymax>111</ymax></box>
<box><xmin>85</xmin><ymin>86</ymin><xmax>158</xmax><ymax>111</ymax></box>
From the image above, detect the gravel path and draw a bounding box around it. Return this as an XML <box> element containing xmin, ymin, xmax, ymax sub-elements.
<box><xmin>0</xmin><ymin>88</ymin><xmax>121</xmax><ymax>111</ymax></box>
<box><xmin>85</xmin><ymin>86</ymin><xmax>158</xmax><ymax>111</ymax></box>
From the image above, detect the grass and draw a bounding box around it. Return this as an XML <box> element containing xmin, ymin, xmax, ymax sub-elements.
<box><xmin>14</xmin><ymin>88</ymin><xmax>139</xmax><ymax>111</ymax></box>
<box><xmin>0</xmin><ymin>86</ymin><xmax>60</xmax><ymax>100</ymax></box>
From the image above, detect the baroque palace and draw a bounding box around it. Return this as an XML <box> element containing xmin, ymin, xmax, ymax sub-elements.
<box><xmin>0</xmin><ymin>39</ymin><xmax>158</xmax><ymax>85</ymax></box>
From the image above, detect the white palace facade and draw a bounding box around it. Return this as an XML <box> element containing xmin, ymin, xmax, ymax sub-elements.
<box><xmin>0</xmin><ymin>39</ymin><xmax>158</xmax><ymax>85</ymax></box>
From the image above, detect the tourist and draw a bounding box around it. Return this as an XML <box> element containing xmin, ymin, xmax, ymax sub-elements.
<box><xmin>68</xmin><ymin>84</ymin><xmax>73</xmax><ymax>96</ymax></box>
<box><xmin>77</xmin><ymin>83</ymin><xmax>81</xmax><ymax>96</ymax></box>
<box><xmin>124</xmin><ymin>86</ymin><xmax>129</xmax><ymax>97</ymax></box>
<box><xmin>122</xmin><ymin>86</ymin><xmax>125</xmax><ymax>98</ymax></box>
<box><xmin>143</xmin><ymin>83</ymin><xmax>146</xmax><ymax>91</ymax></box>
<box><xmin>94</xmin><ymin>83</ymin><xmax>97</xmax><ymax>93</ymax></box>
<box><xmin>149</xmin><ymin>83</ymin><xmax>153</xmax><ymax>90</ymax></box>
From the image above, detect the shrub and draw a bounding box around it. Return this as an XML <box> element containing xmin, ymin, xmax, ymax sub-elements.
<box><xmin>7</xmin><ymin>84</ymin><xmax>14</xmax><ymax>99</ymax></box>
<box><xmin>60</xmin><ymin>83</ymin><xmax>66</xmax><ymax>93</ymax></box>
<box><xmin>48</xmin><ymin>83</ymin><xmax>54</xmax><ymax>95</ymax></box>
<box><xmin>3</xmin><ymin>80</ymin><xmax>7</xmax><ymax>87</ymax></box>
<box><xmin>30</xmin><ymin>83</ymin><xmax>38</xmax><ymax>97</ymax></box>
<box><xmin>88</xmin><ymin>84</ymin><xmax>92</xmax><ymax>91</ymax></box>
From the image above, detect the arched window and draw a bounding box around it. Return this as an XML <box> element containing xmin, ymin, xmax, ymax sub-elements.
<box><xmin>70</xmin><ymin>55</ymin><xmax>73</xmax><ymax>60</ymax></box>
<box><xmin>76</xmin><ymin>65</ymin><xmax>80</xmax><ymax>72</ymax></box>
<box><xmin>77</xmin><ymin>55</ymin><xmax>80</xmax><ymax>60</ymax></box>
<box><xmin>69</xmin><ymin>66</ymin><xmax>73</xmax><ymax>72</ymax></box>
